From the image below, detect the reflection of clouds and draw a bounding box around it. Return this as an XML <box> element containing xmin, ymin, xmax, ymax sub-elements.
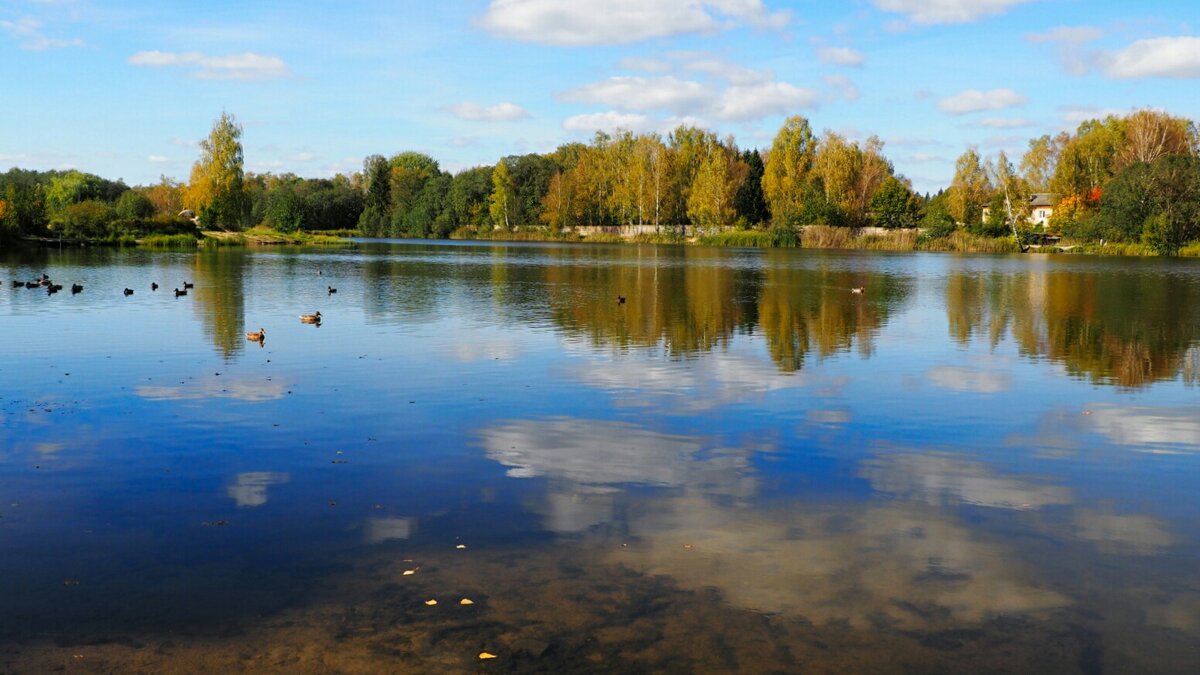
<box><xmin>1087</xmin><ymin>404</ymin><xmax>1200</xmax><ymax>450</ymax></box>
<box><xmin>34</xmin><ymin>442</ymin><xmax>66</xmax><ymax>456</ymax></box>
<box><xmin>451</xmin><ymin>340</ymin><xmax>521</xmax><ymax>362</ymax></box>
<box><xmin>227</xmin><ymin>472</ymin><xmax>290</xmax><ymax>507</ymax></box>
<box><xmin>537</xmin><ymin>490</ymin><xmax>615</xmax><ymax>534</ymax></box>
<box><xmin>479</xmin><ymin>417</ymin><xmax>754</xmax><ymax>498</ymax></box>
<box><xmin>925</xmin><ymin>365</ymin><xmax>1012</xmax><ymax>393</ymax></box>
<box><xmin>807</xmin><ymin>408</ymin><xmax>851</xmax><ymax>426</ymax></box>
<box><xmin>1074</xmin><ymin>509</ymin><xmax>1173</xmax><ymax>555</ymax></box>
<box><xmin>860</xmin><ymin>453</ymin><xmax>1071</xmax><ymax>510</ymax></box>
<box><xmin>138</xmin><ymin>378</ymin><xmax>287</xmax><ymax>403</ymax></box>
<box><xmin>364</xmin><ymin>517</ymin><xmax>416</xmax><ymax>544</ymax></box>
<box><xmin>570</xmin><ymin>350</ymin><xmax>803</xmax><ymax>413</ymax></box>
<box><xmin>614</xmin><ymin>497</ymin><xmax>1067</xmax><ymax>627</ymax></box>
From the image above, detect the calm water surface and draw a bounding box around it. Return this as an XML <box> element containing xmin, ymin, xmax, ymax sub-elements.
<box><xmin>1</xmin><ymin>241</ymin><xmax>1199</xmax><ymax>673</ymax></box>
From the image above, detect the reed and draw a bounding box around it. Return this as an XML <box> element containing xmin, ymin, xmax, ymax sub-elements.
<box><xmin>140</xmin><ymin>233</ymin><xmax>200</xmax><ymax>248</ymax></box>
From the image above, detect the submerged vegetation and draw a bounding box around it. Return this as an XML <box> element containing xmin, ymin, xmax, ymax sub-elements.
<box><xmin>2</xmin><ymin>109</ymin><xmax>1198</xmax><ymax>256</ymax></box>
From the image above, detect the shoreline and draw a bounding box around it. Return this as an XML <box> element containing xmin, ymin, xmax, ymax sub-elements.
<box><xmin>11</xmin><ymin>226</ymin><xmax>1200</xmax><ymax>258</ymax></box>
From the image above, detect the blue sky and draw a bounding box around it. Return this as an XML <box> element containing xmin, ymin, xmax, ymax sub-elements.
<box><xmin>2</xmin><ymin>0</ymin><xmax>1198</xmax><ymax>193</ymax></box>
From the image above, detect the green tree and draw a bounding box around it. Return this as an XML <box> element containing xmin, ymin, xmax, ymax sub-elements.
<box><xmin>869</xmin><ymin>175</ymin><xmax>922</xmax><ymax>229</ymax></box>
<box><xmin>358</xmin><ymin>154</ymin><xmax>391</xmax><ymax>236</ymax></box>
<box><xmin>185</xmin><ymin>111</ymin><xmax>249</xmax><ymax>230</ymax></box>
<box><xmin>734</xmin><ymin>149</ymin><xmax>768</xmax><ymax>225</ymax></box>
<box><xmin>115</xmin><ymin>189</ymin><xmax>156</xmax><ymax>220</ymax></box>
<box><xmin>447</xmin><ymin>166</ymin><xmax>493</xmax><ymax>230</ymax></box>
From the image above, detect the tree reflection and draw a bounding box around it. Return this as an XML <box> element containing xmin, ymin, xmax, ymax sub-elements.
<box><xmin>192</xmin><ymin>250</ymin><xmax>246</xmax><ymax>360</ymax></box>
<box><xmin>945</xmin><ymin>267</ymin><xmax>1200</xmax><ymax>388</ymax></box>
<box><xmin>758</xmin><ymin>250</ymin><xmax>907</xmax><ymax>372</ymax></box>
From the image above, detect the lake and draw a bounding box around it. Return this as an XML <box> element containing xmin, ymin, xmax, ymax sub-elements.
<box><xmin>2</xmin><ymin>241</ymin><xmax>1199</xmax><ymax>673</ymax></box>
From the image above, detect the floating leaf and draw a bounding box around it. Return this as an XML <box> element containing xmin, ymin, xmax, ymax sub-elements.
<box><xmin>455</xmin><ymin>544</ymin><xmax>467</xmax><ymax>550</ymax></box>
<box><xmin>403</xmin><ymin>570</ymin><xmax>416</xmax><ymax>576</ymax></box>
<box><xmin>460</xmin><ymin>598</ymin><xmax>474</xmax><ymax>605</ymax></box>
<box><xmin>424</xmin><ymin>599</ymin><xmax>438</xmax><ymax>606</ymax></box>
<box><xmin>478</xmin><ymin>652</ymin><xmax>497</xmax><ymax>660</ymax></box>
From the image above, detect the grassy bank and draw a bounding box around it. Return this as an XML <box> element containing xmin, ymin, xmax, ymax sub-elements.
<box><xmin>201</xmin><ymin>227</ymin><xmax>356</xmax><ymax>247</ymax></box>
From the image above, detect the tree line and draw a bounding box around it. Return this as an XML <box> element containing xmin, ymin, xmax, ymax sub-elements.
<box><xmin>3</xmin><ymin>109</ymin><xmax>1197</xmax><ymax>253</ymax></box>
<box><xmin>943</xmin><ymin>109</ymin><xmax>1200</xmax><ymax>254</ymax></box>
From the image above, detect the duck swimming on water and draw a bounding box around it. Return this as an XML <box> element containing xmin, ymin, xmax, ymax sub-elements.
<box><xmin>300</xmin><ymin>311</ymin><xmax>322</xmax><ymax>324</ymax></box>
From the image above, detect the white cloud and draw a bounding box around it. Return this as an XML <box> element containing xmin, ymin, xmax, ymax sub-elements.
<box><xmin>978</xmin><ymin>117</ymin><xmax>1033</xmax><ymax>129</ymax></box>
<box><xmin>1059</xmin><ymin>104</ymin><xmax>1123</xmax><ymax>127</ymax></box>
<box><xmin>711</xmin><ymin>81</ymin><xmax>821</xmax><ymax>121</ymax></box>
<box><xmin>617</xmin><ymin>56</ymin><xmax>672</xmax><ymax>72</ymax></box>
<box><xmin>287</xmin><ymin>151</ymin><xmax>317</xmax><ymax>162</ymax></box>
<box><xmin>1025</xmin><ymin>25</ymin><xmax>1104</xmax><ymax>75</ymax></box>
<box><xmin>872</xmin><ymin>0</ymin><xmax>1033</xmax><ymax>26</ymax></box>
<box><xmin>147</xmin><ymin>154</ymin><xmax>169</xmax><ymax>163</ymax></box>
<box><xmin>563</xmin><ymin>111</ymin><xmax>657</xmax><ymax>134</ymax></box>
<box><xmin>560</xmin><ymin>75</ymin><xmax>713</xmax><ymax>114</ymax></box>
<box><xmin>683</xmin><ymin>58</ymin><xmax>771</xmax><ymax>84</ymax></box>
<box><xmin>1101</xmin><ymin>36</ymin><xmax>1200</xmax><ymax>79</ymax></box>
<box><xmin>0</xmin><ymin>16</ymin><xmax>82</xmax><ymax>50</ymax></box>
<box><xmin>1025</xmin><ymin>25</ymin><xmax>1103</xmax><ymax>44</ymax></box>
<box><xmin>128</xmin><ymin>50</ymin><xmax>291</xmax><ymax>81</ymax></box>
<box><xmin>479</xmin><ymin>0</ymin><xmax>788</xmax><ymax>46</ymax></box>
<box><xmin>817</xmin><ymin>46</ymin><xmax>865</xmax><ymax>66</ymax></box>
<box><xmin>937</xmin><ymin>88</ymin><xmax>1027</xmax><ymax>115</ymax></box>
<box><xmin>823</xmin><ymin>74</ymin><xmax>860</xmax><ymax>102</ymax></box>
<box><xmin>446</xmin><ymin>101</ymin><xmax>532</xmax><ymax>122</ymax></box>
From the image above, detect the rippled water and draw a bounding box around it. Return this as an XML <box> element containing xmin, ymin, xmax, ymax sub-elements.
<box><xmin>1</xmin><ymin>241</ymin><xmax>1199</xmax><ymax>673</ymax></box>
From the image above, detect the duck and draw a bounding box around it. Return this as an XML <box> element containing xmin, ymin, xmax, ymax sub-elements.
<box><xmin>123</xmin><ymin>288</ymin><xmax>134</xmax><ymax>296</ymax></box>
<box><xmin>246</xmin><ymin>328</ymin><xmax>266</xmax><ymax>341</ymax></box>
<box><xmin>11</xmin><ymin>279</ymin><xmax>22</xmax><ymax>288</ymax></box>
<box><xmin>851</xmin><ymin>287</ymin><xmax>865</xmax><ymax>294</ymax></box>
<box><xmin>25</xmin><ymin>281</ymin><xmax>38</xmax><ymax>289</ymax></box>
<box><xmin>299</xmin><ymin>311</ymin><xmax>322</xmax><ymax>324</ymax></box>
<box><xmin>182</xmin><ymin>281</ymin><xmax>194</xmax><ymax>289</ymax></box>
<box><xmin>47</xmin><ymin>284</ymin><xmax>61</xmax><ymax>295</ymax></box>
<box><xmin>616</xmin><ymin>295</ymin><xmax>626</xmax><ymax>304</ymax></box>
<box><xmin>151</xmin><ymin>282</ymin><xmax>158</xmax><ymax>291</ymax></box>
<box><xmin>174</xmin><ymin>288</ymin><xmax>187</xmax><ymax>297</ymax></box>
<box><xmin>327</xmin><ymin>286</ymin><xmax>337</xmax><ymax>295</ymax></box>
<box><xmin>71</xmin><ymin>283</ymin><xmax>83</xmax><ymax>294</ymax></box>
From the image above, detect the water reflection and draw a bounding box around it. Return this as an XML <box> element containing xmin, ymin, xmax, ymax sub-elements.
<box><xmin>946</xmin><ymin>266</ymin><xmax>1200</xmax><ymax>388</ymax></box>
<box><xmin>614</xmin><ymin>497</ymin><xmax>1069</xmax><ymax>626</ymax></box>
<box><xmin>478</xmin><ymin>417</ymin><xmax>755</xmax><ymax>498</ymax></box>
<box><xmin>860</xmin><ymin>452</ymin><xmax>1072</xmax><ymax>510</ymax></box>
<box><xmin>227</xmin><ymin>471</ymin><xmax>290</xmax><ymax>507</ymax></box>
<box><xmin>192</xmin><ymin>251</ymin><xmax>248</xmax><ymax>360</ymax></box>
<box><xmin>137</xmin><ymin>377</ymin><xmax>287</xmax><ymax>402</ymax></box>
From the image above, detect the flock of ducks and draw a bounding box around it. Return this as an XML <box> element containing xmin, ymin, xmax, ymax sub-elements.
<box><xmin>11</xmin><ymin>272</ymin><xmax>327</xmax><ymax>346</ymax></box>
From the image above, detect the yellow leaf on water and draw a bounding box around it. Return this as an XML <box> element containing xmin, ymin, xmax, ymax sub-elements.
<box><xmin>478</xmin><ymin>652</ymin><xmax>497</xmax><ymax>660</ymax></box>
<box><xmin>424</xmin><ymin>599</ymin><xmax>438</xmax><ymax>606</ymax></box>
<box><xmin>460</xmin><ymin>598</ymin><xmax>474</xmax><ymax>605</ymax></box>
<box><xmin>403</xmin><ymin>570</ymin><xmax>416</xmax><ymax>576</ymax></box>
<box><xmin>455</xmin><ymin>544</ymin><xmax>467</xmax><ymax>549</ymax></box>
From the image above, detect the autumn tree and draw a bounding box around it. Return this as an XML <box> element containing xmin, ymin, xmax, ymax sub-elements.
<box><xmin>489</xmin><ymin>159</ymin><xmax>514</xmax><ymax>229</ymax></box>
<box><xmin>948</xmin><ymin>148</ymin><xmax>990</xmax><ymax>225</ymax></box>
<box><xmin>762</xmin><ymin>115</ymin><xmax>817</xmax><ymax>226</ymax></box>
<box><xmin>1116</xmin><ymin>109</ymin><xmax>1198</xmax><ymax>170</ymax></box>
<box><xmin>1020</xmin><ymin>134</ymin><xmax>1061</xmax><ymax>192</ymax></box>
<box><xmin>185</xmin><ymin>111</ymin><xmax>249</xmax><ymax>230</ymax></box>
